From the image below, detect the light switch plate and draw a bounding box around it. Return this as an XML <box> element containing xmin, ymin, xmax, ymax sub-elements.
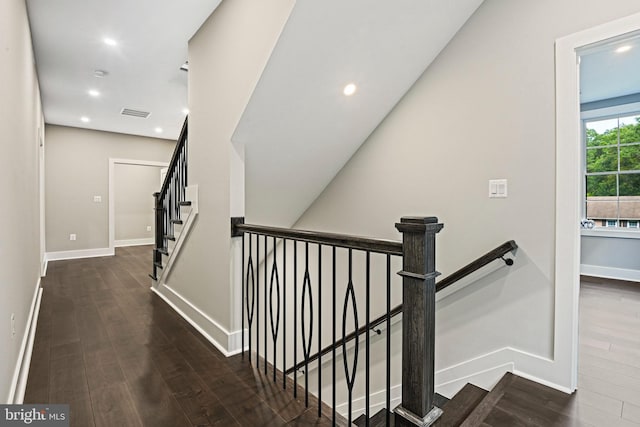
<box><xmin>489</xmin><ymin>179</ymin><xmax>508</xmax><ymax>198</ymax></box>
<box><xmin>93</xmin><ymin>195</ymin><xmax>102</xmax><ymax>203</ymax></box>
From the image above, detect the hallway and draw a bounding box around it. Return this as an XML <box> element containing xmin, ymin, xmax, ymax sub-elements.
<box><xmin>24</xmin><ymin>246</ymin><xmax>330</xmax><ymax>426</ymax></box>
<box><xmin>22</xmin><ymin>246</ymin><xmax>640</xmax><ymax>426</ymax></box>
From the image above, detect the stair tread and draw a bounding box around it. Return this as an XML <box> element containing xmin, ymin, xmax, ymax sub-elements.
<box><xmin>171</xmin><ymin>219</ymin><xmax>183</xmax><ymax>224</ymax></box>
<box><xmin>164</xmin><ymin>234</ymin><xmax>176</xmax><ymax>241</ymax></box>
<box><xmin>179</xmin><ymin>201</ymin><xmax>192</xmax><ymax>206</ymax></box>
<box><xmin>458</xmin><ymin>372</ymin><xmax>515</xmax><ymax>427</ymax></box>
<box><xmin>354</xmin><ymin>409</ymin><xmax>391</xmax><ymax>427</ymax></box>
<box><xmin>156</xmin><ymin>248</ymin><xmax>169</xmax><ymax>255</ymax></box>
<box><xmin>153</xmin><ymin>262</ymin><xmax>163</xmax><ymax>269</ymax></box>
<box><xmin>434</xmin><ymin>383</ymin><xmax>488</xmax><ymax>427</ymax></box>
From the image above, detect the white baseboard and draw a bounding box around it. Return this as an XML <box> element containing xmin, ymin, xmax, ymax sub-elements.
<box><xmin>45</xmin><ymin>247</ymin><xmax>114</xmax><ymax>262</ymax></box>
<box><xmin>580</xmin><ymin>264</ymin><xmax>640</xmax><ymax>282</ymax></box>
<box><xmin>336</xmin><ymin>346</ymin><xmax>569</xmax><ymax>418</ymax></box>
<box><xmin>114</xmin><ymin>238</ymin><xmax>154</xmax><ymax>247</ymax></box>
<box><xmin>7</xmin><ymin>280</ymin><xmax>42</xmax><ymax>404</ymax></box>
<box><xmin>151</xmin><ymin>284</ymin><xmax>244</xmax><ymax>357</ymax></box>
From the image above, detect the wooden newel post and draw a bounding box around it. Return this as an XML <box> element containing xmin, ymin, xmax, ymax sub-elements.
<box><xmin>394</xmin><ymin>216</ymin><xmax>444</xmax><ymax>427</ymax></box>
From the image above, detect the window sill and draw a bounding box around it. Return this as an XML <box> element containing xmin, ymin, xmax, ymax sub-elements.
<box><xmin>581</xmin><ymin>228</ymin><xmax>640</xmax><ymax>239</ymax></box>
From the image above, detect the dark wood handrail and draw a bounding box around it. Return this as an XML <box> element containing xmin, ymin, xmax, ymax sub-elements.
<box><xmin>284</xmin><ymin>240</ymin><xmax>517</xmax><ymax>375</ymax></box>
<box><xmin>159</xmin><ymin>117</ymin><xmax>188</xmax><ymax>201</ymax></box>
<box><xmin>235</xmin><ymin>222</ymin><xmax>403</xmax><ymax>256</ymax></box>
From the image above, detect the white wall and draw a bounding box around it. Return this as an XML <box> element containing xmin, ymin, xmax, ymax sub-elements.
<box><xmin>45</xmin><ymin>125</ymin><xmax>174</xmax><ymax>253</ymax></box>
<box><xmin>158</xmin><ymin>0</ymin><xmax>296</xmax><ymax>353</ymax></box>
<box><xmin>581</xmin><ymin>234</ymin><xmax>640</xmax><ymax>281</ymax></box>
<box><xmin>114</xmin><ymin>163</ymin><xmax>163</xmax><ymax>243</ymax></box>
<box><xmin>0</xmin><ymin>0</ymin><xmax>44</xmax><ymax>402</ymax></box>
<box><xmin>288</xmin><ymin>0</ymin><xmax>640</xmax><ymax>391</ymax></box>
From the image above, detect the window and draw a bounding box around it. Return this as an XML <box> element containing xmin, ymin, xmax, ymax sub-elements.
<box><xmin>628</xmin><ymin>220</ymin><xmax>639</xmax><ymax>228</ymax></box>
<box><xmin>584</xmin><ymin>113</ymin><xmax>640</xmax><ymax>230</ymax></box>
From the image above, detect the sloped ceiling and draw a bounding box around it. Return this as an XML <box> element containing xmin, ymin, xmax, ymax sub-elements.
<box><xmin>233</xmin><ymin>0</ymin><xmax>484</xmax><ymax>227</ymax></box>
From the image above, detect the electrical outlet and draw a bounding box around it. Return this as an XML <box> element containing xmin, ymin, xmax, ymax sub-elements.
<box><xmin>70</xmin><ymin>234</ymin><xmax>77</xmax><ymax>241</ymax></box>
<box><xmin>93</xmin><ymin>195</ymin><xmax>102</xmax><ymax>203</ymax></box>
<box><xmin>11</xmin><ymin>313</ymin><xmax>15</xmax><ymax>339</ymax></box>
<box><xmin>146</xmin><ymin>226</ymin><xmax>152</xmax><ymax>232</ymax></box>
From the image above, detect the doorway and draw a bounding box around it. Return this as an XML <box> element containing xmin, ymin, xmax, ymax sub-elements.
<box><xmin>555</xmin><ymin>12</ymin><xmax>640</xmax><ymax>393</ymax></box>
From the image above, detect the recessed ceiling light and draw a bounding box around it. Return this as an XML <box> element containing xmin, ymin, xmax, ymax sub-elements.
<box><xmin>88</xmin><ymin>89</ymin><xmax>100</xmax><ymax>97</ymax></box>
<box><xmin>103</xmin><ymin>37</ymin><xmax>117</xmax><ymax>46</ymax></box>
<box><xmin>182</xmin><ymin>108</ymin><xmax>189</xmax><ymax>115</ymax></box>
<box><xmin>343</xmin><ymin>83</ymin><xmax>357</xmax><ymax>96</ymax></box>
<box><xmin>81</xmin><ymin>116</ymin><xmax>90</xmax><ymax>123</ymax></box>
<box><xmin>94</xmin><ymin>70</ymin><xmax>108</xmax><ymax>78</ymax></box>
<box><xmin>180</xmin><ymin>61</ymin><xmax>189</xmax><ymax>72</ymax></box>
<box><xmin>616</xmin><ymin>45</ymin><xmax>632</xmax><ymax>53</ymax></box>
<box><xmin>155</xmin><ymin>127</ymin><xmax>163</xmax><ymax>134</ymax></box>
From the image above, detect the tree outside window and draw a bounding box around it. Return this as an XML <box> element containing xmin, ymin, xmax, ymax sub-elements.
<box><xmin>585</xmin><ymin>114</ymin><xmax>640</xmax><ymax>229</ymax></box>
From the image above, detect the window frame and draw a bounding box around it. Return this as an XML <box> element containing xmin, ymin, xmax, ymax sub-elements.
<box><xmin>581</xmin><ymin>102</ymin><xmax>640</xmax><ymax>236</ymax></box>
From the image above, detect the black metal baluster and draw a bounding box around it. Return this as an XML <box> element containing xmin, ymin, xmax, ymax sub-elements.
<box><xmin>318</xmin><ymin>244</ymin><xmax>322</xmax><ymax>418</ymax></box>
<box><xmin>293</xmin><ymin>241</ymin><xmax>298</xmax><ymax>398</ymax></box>
<box><xmin>264</xmin><ymin>234</ymin><xmax>268</xmax><ymax>374</ymax></box>
<box><xmin>241</xmin><ymin>232</ymin><xmax>245</xmax><ymax>358</ymax></box>
<box><xmin>301</xmin><ymin>242</ymin><xmax>313</xmax><ymax>407</ymax></box>
<box><xmin>270</xmin><ymin>236</ymin><xmax>280</xmax><ymax>382</ymax></box>
<box><xmin>365</xmin><ymin>251</ymin><xmax>370</xmax><ymax>427</ymax></box>
<box><xmin>343</xmin><ymin>249</ymin><xmax>359</xmax><ymax>426</ymax></box>
<box><xmin>332</xmin><ymin>246</ymin><xmax>336</xmax><ymax>425</ymax></box>
<box><xmin>254</xmin><ymin>234</ymin><xmax>256</xmax><ymax>368</ymax></box>
<box><xmin>246</xmin><ymin>234</ymin><xmax>256</xmax><ymax>363</ymax></box>
<box><xmin>386</xmin><ymin>254</ymin><xmax>391</xmax><ymax>427</ymax></box>
<box><xmin>283</xmin><ymin>239</ymin><xmax>287</xmax><ymax>389</ymax></box>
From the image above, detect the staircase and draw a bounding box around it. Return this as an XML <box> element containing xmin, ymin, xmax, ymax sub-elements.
<box><xmin>354</xmin><ymin>372</ymin><xmax>579</xmax><ymax>426</ymax></box>
<box><xmin>150</xmin><ymin>117</ymin><xmax>198</xmax><ymax>283</ymax></box>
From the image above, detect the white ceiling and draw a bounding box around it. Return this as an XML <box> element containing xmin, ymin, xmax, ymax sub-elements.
<box><xmin>580</xmin><ymin>32</ymin><xmax>640</xmax><ymax>103</ymax></box>
<box><xmin>233</xmin><ymin>0</ymin><xmax>484</xmax><ymax>227</ymax></box>
<box><xmin>26</xmin><ymin>0</ymin><xmax>222</xmax><ymax>140</ymax></box>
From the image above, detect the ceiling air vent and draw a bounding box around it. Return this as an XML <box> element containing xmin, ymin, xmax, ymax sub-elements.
<box><xmin>121</xmin><ymin>108</ymin><xmax>151</xmax><ymax>119</ymax></box>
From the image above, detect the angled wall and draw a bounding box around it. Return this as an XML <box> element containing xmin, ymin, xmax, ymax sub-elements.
<box><xmin>158</xmin><ymin>0</ymin><xmax>295</xmax><ymax>353</ymax></box>
<box><xmin>0</xmin><ymin>0</ymin><xmax>44</xmax><ymax>402</ymax></box>
<box><xmin>291</xmin><ymin>0</ymin><xmax>640</xmax><ymax>391</ymax></box>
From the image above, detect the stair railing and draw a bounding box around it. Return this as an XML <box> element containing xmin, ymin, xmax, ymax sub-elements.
<box><xmin>287</xmin><ymin>240</ymin><xmax>518</xmax><ymax>377</ymax></box>
<box><xmin>150</xmin><ymin>117</ymin><xmax>188</xmax><ymax>280</ymax></box>
<box><xmin>232</xmin><ymin>216</ymin><xmax>446</xmax><ymax>426</ymax></box>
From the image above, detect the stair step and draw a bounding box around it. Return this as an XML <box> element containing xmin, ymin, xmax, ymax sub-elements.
<box><xmin>171</xmin><ymin>219</ymin><xmax>183</xmax><ymax>225</ymax></box>
<box><xmin>458</xmin><ymin>373</ymin><xmax>515</xmax><ymax>427</ymax></box>
<box><xmin>179</xmin><ymin>201</ymin><xmax>192</xmax><ymax>206</ymax></box>
<box><xmin>353</xmin><ymin>393</ymin><xmax>448</xmax><ymax>427</ymax></box>
<box><xmin>148</xmin><ymin>274</ymin><xmax>157</xmax><ymax>281</ymax></box>
<box><xmin>434</xmin><ymin>383</ymin><xmax>487</xmax><ymax>427</ymax></box>
<box><xmin>164</xmin><ymin>234</ymin><xmax>176</xmax><ymax>241</ymax></box>
<box><xmin>154</xmin><ymin>262</ymin><xmax>163</xmax><ymax>269</ymax></box>
<box><xmin>156</xmin><ymin>248</ymin><xmax>169</xmax><ymax>256</ymax></box>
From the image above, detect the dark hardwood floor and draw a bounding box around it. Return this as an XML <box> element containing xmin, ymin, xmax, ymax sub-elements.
<box><xmin>23</xmin><ymin>246</ymin><xmax>640</xmax><ymax>426</ymax></box>
<box><xmin>24</xmin><ymin>246</ymin><xmax>332</xmax><ymax>426</ymax></box>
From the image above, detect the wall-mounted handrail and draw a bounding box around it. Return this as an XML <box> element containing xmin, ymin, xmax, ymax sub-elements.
<box><xmin>284</xmin><ymin>240</ymin><xmax>518</xmax><ymax>375</ymax></box>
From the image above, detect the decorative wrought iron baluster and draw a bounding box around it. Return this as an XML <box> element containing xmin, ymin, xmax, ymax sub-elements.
<box><xmin>241</xmin><ymin>233</ymin><xmax>245</xmax><ymax>358</ymax></box>
<box><xmin>269</xmin><ymin>236</ymin><xmax>280</xmax><ymax>382</ymax></box>
<box><xmin>301</xmin><ymin>242</ymin><xmax>313</xmax><ymax>407</ymax></box>
<box><xmin>343</xmin><ymin>248</ymin><xmax>359</xmax><ymax>426</ymax></box>
<box><xmin>245</xmin><ymin>235</ymin><xmax>256</xmax><ymax>362</ymax></box>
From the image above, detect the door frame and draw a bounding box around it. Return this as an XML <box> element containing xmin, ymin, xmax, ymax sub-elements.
<box><xmin>108</xmin><ymin>158</ymin><xmax>169</xmax><ymax>254</ymax></box>
<box><xmin>555</xmin><ymin>11</ymin><xmax>640</xmax><ymax>391</ymax></box>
